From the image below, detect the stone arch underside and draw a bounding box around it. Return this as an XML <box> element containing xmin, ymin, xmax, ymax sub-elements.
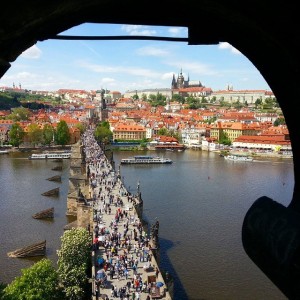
<box><xmin>1</xmin><ymin>1</ymin><xmax>300</xmax><ymax>298</ymax></box>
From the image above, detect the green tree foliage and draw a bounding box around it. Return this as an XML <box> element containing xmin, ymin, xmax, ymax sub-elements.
<box><xmin>3</xmin><ymin>259</ymin><xmax>64</xmax><ymax>300</ymax></box>
<box><xmin>94</xmin><ymin>122</ymin><xmax>112</xmax><ymax>143</ymax></box>
<box><xmin>57</xmin><ymin>228</ymin><xmax>91</xmax><ymax>300</ymax></box>
<box><xmin>219</xmin><ymin>99</ymin><xmax>231</xmax><ymax>107</ymax></box>
<box><xmin>0</xmin><ymin>283</ymin><xmax>7</xmax><ymax>299</ymax></box>
<box><xmin>172</xmin><ymin>94</ymin><xmax>185</xmax><ymax>104</ymax></box>
<box><xmin>54</xmin><ymin>120</ymin><xmax>70</xmax><ymax>146</ymax></box>
<box><xmin>75</xmin><ymin>123</ymin><xmax>87</xmax><ymax>134</ymax></box>
<box><xmin>0</xmin><ymin>92</ymin><xmax>21</xmax><ymax>110</ymax></box>
<box><xmin>274</xmin><ymin>117</ymin><xmax>286</xmax><ymax>126</ymax></box>
<box><xmin>43</xmin><ymin>124</ymin><xmax>54</xmax><ymax>145</ymax></box>
<box><xmin>8</xmin><ymin>107</ymin><xmax>31</xmax><ymax>121</ymax></box>
<box><xmin>157</xmin><ymin>127</ymin><xmax>168</xmax><ymax>136</ymax></box>
<box><xmin>255</xmin><ymin>98</ymin><xmax>262</xmax><ymax>108</ymax></box>
<box><xmin>148</xmin><ymin>93</ymin><xmax>166</xmax><ymax>107</ymax></box>
<box><xmin>232</xmin><ymin>100</ymin><xmax>243</xmax><ymax>109</ymax></box>
<box><xmin>218</xmin><ymin>131</ymin><xmax>232</xmax><ymax>146</ymax></box>
<box><xmin>8</xmin><ymin>123</ymin><xmax>25</xmax><ymax>147</ymax></box>
<box><xmin>28</xmin><ymin>123</ymin><xmax>43</xmax><ymax>147</ymax></box>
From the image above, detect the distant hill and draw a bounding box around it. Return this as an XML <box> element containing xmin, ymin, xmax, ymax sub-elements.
<box><xmin>0</xmin><ymin>93</ymin><xmax>21</xmax><ymax>110</ymax></box>
<box><xmin>0</xmin><ymin>92</ymin><xmax>51</xmax><ymax>110</ymax></box>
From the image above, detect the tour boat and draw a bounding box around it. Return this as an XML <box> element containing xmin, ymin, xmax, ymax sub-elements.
<box><xmin>28</xmin><ymin>152</ymin><xmax>71</xmax><ymax>160</ymax></box>
<box><xmin>224</xmin><ymin>153</ymin><xmax>253</xmax><ymax>162</ymax></box>
<box><xmin>120</xmin><ymin>155</ymin><xmax>173</xmax><ymax>164</ymax></box>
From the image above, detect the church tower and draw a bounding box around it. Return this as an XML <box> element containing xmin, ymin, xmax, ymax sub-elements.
<box><xmin>99</xmin><ymin>89</ymin><xmax>108</xmax><ymax>122</ymax></box>
<box><xmin>171</xmin><ymin>73</ymin><xmax>177</xmax><ymax>89</ymax></box>
<box><xmin>177</xmin><ymin>68</ymin><xmax>185</xmax><ymax>88</ymax></box>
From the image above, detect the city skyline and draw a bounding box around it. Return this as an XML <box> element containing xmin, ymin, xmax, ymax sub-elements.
<box><xmin>0</xmin><ymin>23</ymin><xmax>271</xmax><ymax>93</ymax></box>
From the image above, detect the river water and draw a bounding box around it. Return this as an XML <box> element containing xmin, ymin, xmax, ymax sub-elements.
<box><xmin>0</xmin><ymin>149</ymin><xmax>293</xmax><ymax>300</ymax></box>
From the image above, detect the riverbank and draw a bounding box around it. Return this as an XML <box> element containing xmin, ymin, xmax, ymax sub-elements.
<box><xmin>212</xmin><ymin>149</ymin><xmax>293</xmax><ymax>159</ymax></box>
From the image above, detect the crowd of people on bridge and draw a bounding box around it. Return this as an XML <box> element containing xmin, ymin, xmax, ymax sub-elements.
<box><xmin>81</xmin><ymin>129</ymin><xmax>163</xmax><ymax>300</ymax></box>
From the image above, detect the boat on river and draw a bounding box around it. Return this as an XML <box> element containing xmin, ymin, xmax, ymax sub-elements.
<box><xmin>28</xmin><ymin>152</ymin><xmax>71</xmax><ymax>160</ymax></box>
<box><xmin>224</xmin><ymin>153</ymin><xmax>253</xmax><ymax>162</ymax></box>
<box><xmin>121</xmin><ymin>155</ymin><xmax>173</xmax><ymax>165</ymax></box>
<box><xmin>0</xmin><ymin>150</ymin><xmax>9</xmax><ymax>154</ymax></box>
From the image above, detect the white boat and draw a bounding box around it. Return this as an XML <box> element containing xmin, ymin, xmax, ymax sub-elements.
<box><xmin>120</xmin><ymin>155</ymin><xmax>173</xmax><ymax>165</ymax></box>
<box><xmin>224</xmin><ymin>154</ymin><xmax>253</xmax><ymax>162</ymax></box>
<box><xmin>29</xmin><ymin>152</ymin><xmax>71</xmax><ymax>160</ymax></box>
<box><xmin>0</xmin><ymin>150</ymin><xmax>9</xmax><ymax>154</ymax></box>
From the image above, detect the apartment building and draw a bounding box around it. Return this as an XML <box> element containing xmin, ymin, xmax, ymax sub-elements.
<box><xmin>113</xmin><ymin>123</ymin><xmax>146</xmax><ymax>141</ymax></box>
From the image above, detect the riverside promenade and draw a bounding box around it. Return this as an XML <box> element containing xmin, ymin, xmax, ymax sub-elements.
<box><xmin>81</xmin><ymin>130</ymin><xmax>172</xmax><ymax>300</ymax></box>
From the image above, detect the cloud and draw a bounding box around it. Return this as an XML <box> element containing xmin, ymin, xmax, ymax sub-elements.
<box><xmin>218</xmin><ymin>42</ymin><xmax>241</xmax><ymax>55</ymax></box>
<box><xmin>101</xmin><ymin>77</ymin><xmax>115</xmax><ymax>83</ymax></box>
<box><xmin>77</xmin><ymin>61</ymin><xmax>160</xmax><ymax>78</ymax></box>
<box><xmin>121</xmin><ymin>25</ymin><xmax>156</xmax><ymax>36</ymax></box>
<box><xmin>164</xmin><ymin>60</ymin><xmax>217</xmax><ymax>76</ymax></box>
<box><xmin>168</xmin><ymin>27</ymin><xmax>188</xmax><ymax>36</ymax></box>
<box><xmin>3</xmin><ymin>71</ymin><xmax>37</xmax><ymax>80</ymax></box>
<box><xmin>161</xmin><ymin>72</ymin><xmax>174</xmax><ymax>80</ymax></box>
<box><xmin>136</xmin><ymin>46</ymin><xmax>169</xmax><ymax>57</ymax></box>
<box><xmin>20</xmin><ymin>45</ymin><xmax>42</xmax><ymax>59</ymax></box>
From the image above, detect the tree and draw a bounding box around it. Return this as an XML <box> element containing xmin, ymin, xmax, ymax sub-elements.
<box><xmin>75</xmin><ymin>123</ymin><xmax>86</xmax><ymax>134</ymax></box>
<box><xmin>8</xmin><ymin>123</ymin><xmax>25</xmax><ymax>148</ymax></box>
<box><xmin>94</xmin><ymin>122</ymin><xmax>112</xmax><ymax>143</ymax></box>
<box><xmin>8</xmin><ymin>107</ymin><xmax>31</xmax><ymax>121</ymax></box>
<box><xmin>43</xmin><ymin>123</ymin><xmax>54</xmax><ymax>145</ymax></box>
<box><xmin>3</xmin><ymin>259</ymin><xmax>64</xmax><ymax>300</ymax></box>
<box><xmin>218</xmin><ymin>131</ymin><xmax>232</xmax><ymax>146</ymax></box>
<box><xmin>255</xmin><ymin>98</ymin><xmax>262</xmax><ymax>108</ymax></box>
<box><xmin>274</xmin><ymin>117</ymin><xmax>286</xmax><ymax>126</ymax></box>
<box><xmin>141</xmin><ymin>93</ymin><xmax>147</xmax><ymax>101</ymax></box>
<box><xmin>28</xmin><ymin>123</ymin><xmax>43</xmax><ymax>147</ymax></box>
<box><xmin>158</xmin><ymin>127</ymin><xmax>168</xmax><ymax>136</ymax></box>
<box><xmin>54</xmin><ymin>120</ymin><xmax>70</xmax><ymax>146</ymax></box>
<box><xmin>172</xmin><ymin>94</ymin><xmax>184</xmax><ymax>103</ymax></box>
<box><xmin>57</xmin><ymin>228</ymin><xmax>91</xmax><ymax>300</ymax></box>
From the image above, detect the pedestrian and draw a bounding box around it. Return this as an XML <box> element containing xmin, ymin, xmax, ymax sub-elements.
<box><xmin>155</xmin><ymin>266</ymin><xmax>159</xmax><ymax>278</ymax></box>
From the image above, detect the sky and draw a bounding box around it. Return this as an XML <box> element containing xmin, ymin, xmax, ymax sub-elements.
<box><xmin>0</xmin><ymin>23</ymin><xmax>272</xmax><ymax>94</ymax></box>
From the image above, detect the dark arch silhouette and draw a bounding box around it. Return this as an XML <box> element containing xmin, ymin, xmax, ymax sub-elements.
<box><xmin>1</xmin><ymin>1</ymin><xmax>300</xmax><ymax>298</ymax></box>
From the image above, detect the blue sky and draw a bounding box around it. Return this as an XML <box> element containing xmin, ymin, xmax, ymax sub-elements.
<box><xmin>0</xmin><ymin>24</ymin><xmax>271</xmax><ymax>93</ymax></box>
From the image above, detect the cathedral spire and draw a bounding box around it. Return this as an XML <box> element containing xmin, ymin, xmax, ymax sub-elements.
<box><xmin>171</xmin><ymin>73</ymin><xmax>177</xmax><ymax>89</ymax></box>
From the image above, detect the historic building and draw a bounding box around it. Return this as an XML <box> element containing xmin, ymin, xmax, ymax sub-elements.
<box><xmin>171</xmin><ymin>69</ymin><xmax>213</xmax><ymax>98</ymax></box>
<box><xmin>171</xmin><ymin>69</ymin><xmax>203</xmax><ymax>89</ymax></box>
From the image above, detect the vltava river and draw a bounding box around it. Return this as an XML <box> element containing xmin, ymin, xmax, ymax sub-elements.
<box><xmin>0</xmin><ymin>149</ymin><xmax>293</xmax><ymax>300</ymax></box>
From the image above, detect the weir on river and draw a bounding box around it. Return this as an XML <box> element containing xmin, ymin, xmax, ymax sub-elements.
<box><xmin>66</xmin><ymin>129</ymin><xmax>172</xmax><ymax>300</ymax></box>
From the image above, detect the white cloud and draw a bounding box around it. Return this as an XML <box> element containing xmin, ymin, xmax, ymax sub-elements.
<box><xmin>121</xmin><ymin>25</ymin><xmax>156</xmax><ymax>36</ymax></box>
<box><xmin>136</xmin><ymin>46</ymin><xmax>169</xmax><ymax>57</ymax></box>
<box><xmin>218</xmin><ymin>42</ymin><xmax>241</xmax><ymax>55</ymax></box>
<box><xmin>101</xmin><ymin>77</ymin><xmax>115</xmax><ymax>83</ymax></box>
<box><xmin>4</xmin><ymin>71</ymin><xmax>37</xmax><ymax>80</ymax></box>
<box><xmin>161</xmin><ymin>72</ymin><xmax>174</xmax><ymax>80</ymax></box>
<box><xmin>164</xmin><ymin>60</ymin><xmax>217</xmax><ymax>76</ymax></box>
<box><xmin>20</xmin><ymin>45</ymin><xmax>42</xmax><ymax>59</ymax></box>
<box><xmin>77</xmin><ymin>61</ymin><xmax>160</xmax><ymax>78</ymax></box>
<box><xmin>168</xmin><ymin>27</ymin><xmax>188</xmax><ymax>36</ymax></box>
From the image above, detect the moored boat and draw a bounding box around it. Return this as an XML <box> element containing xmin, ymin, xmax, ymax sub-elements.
<box><xmin>121</xmin><ymin>155</ymin><xmax>173</xmax><ymax>164</ymax></box>
<box><xmin>224</xmin><ymin>153</ymin><xmax>253</xmax><ymax>162</ymax></box>
<box><xmin>29</xmin><ymin>152</ymin><xmax>71</xmax><ymax>160</ymax></box>
<box><xmin>0</xmin><ymin>149</ymin><xmax>9</xmax><ymax>154</ymax></box>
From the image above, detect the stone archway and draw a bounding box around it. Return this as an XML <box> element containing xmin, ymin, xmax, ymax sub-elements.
<box><xmin>1</xmin><ymin>1</ymin><xmax>300</xmax><ymax>298</ymax></box>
